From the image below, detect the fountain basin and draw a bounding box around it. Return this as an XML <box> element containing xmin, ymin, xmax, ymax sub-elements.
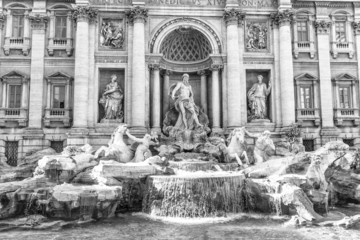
<box><xmin>143</xmin><ymin>172</ymin><xmax>245</xmax><ymax>218</ymax></box>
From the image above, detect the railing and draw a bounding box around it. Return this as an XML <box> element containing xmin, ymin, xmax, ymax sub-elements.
<box><xmin>336</xmin><ymin>42</ymin><xmax>349</xmax><ymax>49</ymax></box>
<box><xmin>297</xmin><ymin>108</ymin><xmax>319</xmax><ymax>116</ymax></box>
<box><xmin>53</xmin><ymin>39</ymin><xmax>67</xmax><ymax>45</ymax></box>
<box><xmin>297</xmin><ymin>42</ymin><xmax>311</xmax><ymax>48</ymax></box>
<box><xmin>9</xmin><ymin>38</ymin><xmax>23</xmax><ymax>45</ymax></box>
<box><xmin>50</xmin><ymin>109</ymin><xmax>66</xmax><ymax>116</ymax></box>
<box><xmin>5</xmin><ymin>109</ymin><xmax>21</xmax><ymax>116</ymax></box>
<box><xmin>334</xmin><ymin>108</ymin><xmax>360</xmax><ymax>126</ymax></box>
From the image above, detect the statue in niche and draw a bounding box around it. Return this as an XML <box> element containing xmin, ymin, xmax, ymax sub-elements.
<box><xmin>170</xmin><ymin>73</ymin><xmax>203</xmax><ymax>130</ymax></box>
<box><xmin>162</xmin><ymin>73</ymin><xmax>210</xmax><ymax>145</ymax></box>
<box><xmin>246</xmin><ymin>22</ymin><xmax>267</xmax><ymax>51</ymax></box>
<box><xmin>100</xmin><ymin>20</ymin><xmax>124</xmax><ymax>49</ymax></box>
<box><xmin>247</xmin><ymin>75</ymin><xmax>271</xmax><ymax>121</ymax></box>
<box><xmin>99</xmin><ymin>74</ymin><xmax>124</xmax><ymax>121</ymax></box>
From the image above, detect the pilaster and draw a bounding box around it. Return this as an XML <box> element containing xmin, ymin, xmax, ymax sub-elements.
<box><xmin>197</xmin><ymin>70</ymin><xmax>208</xmax><ymax>115</ymax></box>
<box><xmin>315</xmin><ymin>20</ymin><xmax>335</xmax><ymax>129</ymax></box>
<box><xmin>223</xmin><ymin>8</ymin><xmax>244</xmax><ymax>129</ymax></box>
<box><xmin>28</xmin><ymin>13</ymin><xmax>48</xmax><ymax>129</ymax></box>
<box><xmin>149</xmin><ymin>63</ymin><xmax>161</xmax><ymax>133</ymax></box>
<box><xmin>210</xmin><ymin>64</ymin><xmax>223</xmax><ymax>132</ymax></box>
<box><xmin>71</xmin><ymin>6</ymin><xmax>97</xmax><ymax>131</ymax></box>
<box><xmin>126</xmin><ymin>6</ymin><xmax>148</xmax><ymax>133</ymax></box>
<box><xmin>271</xmin><ymin>9</ymin><xmax>296</xmax><ymax>127</ymax></box>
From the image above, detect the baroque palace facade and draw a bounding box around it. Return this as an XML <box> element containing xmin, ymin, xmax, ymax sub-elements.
<box><xmin>0</xmin><ymin>0</ymin><xmax>360</xmax><ymax>165</ymax></box>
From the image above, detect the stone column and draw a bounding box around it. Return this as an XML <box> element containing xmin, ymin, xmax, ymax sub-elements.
<box><xmin>0</xmin><ymin>13</ymin><xmax>6</xmax><ymax>53</ymax></box>
<box><xmin>46</xmin><ymin>80</ymin><xmax>51</xmax><ymax>108</ymax></box>
<box><xmin>5</xmin><ymin>10</ymin><xmax>11</xmax><ymax>38</ymax></box>
<box><xmin>126</xmin><ymin>6</ymin><xmax>148</xmax><ymax>133</ymax></box>
<box><xmin>65</xmin><ymin>79</ymin><xmax>71</xmax><ymax>109</ymax></box>
<box><xmin>162</xmin><ymin>70</ymin><xmax>170</xmax><ymax>116</ymax></box>
<box><xmin>223</xmin><ymin>9</ymin><xmax>243</xmax><ymax>128</ymax></box>
<box><xmin>271</xmin><ymin>10</ymin><xmax>296</xmax><ymax>127</ymax></box>
<box><xmin>210</xmin><ymin>64</ymin><xmax>223</xmax><ymax>131</ymax></box>
<box><xmin>149</xmin><ymin>64</ymin><xmax>161</xmax><ymax>132</ymax></box>
<box><xmin>315</xmin><ymin>20</ymin><xmax>334</xmax><ymax>128</ymax></box>
<box><xmin>2</xmin><ymin>81</ymin><xmax>6</xmax><ymax>108</ymax></box>
<box><xmin>72</xmin><ymin>6</ymin><xmax>97</xmax><ymax>129</ymax></box>
<box><xmin>198</xmin><ymin>70</ymin><xmax>208</xmax><ymax>114</ymax></box>
<box><xmin>28</xmin><ymin>14</ymin><xmax>48</xmax><ymax>128</ymax></box>
<box><xmin>49</xmin><ymin>12</ymin><xmax>55</xmax><ymax>40</ymax></box>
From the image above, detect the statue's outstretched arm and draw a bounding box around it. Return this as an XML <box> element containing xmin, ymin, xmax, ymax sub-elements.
<box><xmin>126</xmin><ymin>131</ymin><xmax>143</xmax><ymax>143</ymax></box>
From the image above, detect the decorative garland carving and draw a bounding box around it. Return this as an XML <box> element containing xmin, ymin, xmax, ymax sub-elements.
<box><xmin>125</xmin><ymin>6</ymin><xmax>148</xmax><ymax>24</ymax></box>
<box><xmin>210</xmin><ymin>64</ymin><xmax>223</xmax><ymax>71</ymax></box>
<box><xmin>72</xmin><ymin>6</ymin><xmax>98</xmax><ymax>23</ymax></box>
<box><xmin>270</xmin><ymin>9</ymin><xmax>294</xmax><ymax>26</ymax></box>
<box><xmin>0</xmin><ymin>12</ymin><xmax>6</xmax><ymax>29</ymax></box>
<box><xmin>150</xmin><ymin>17</ymin><xmax>222</xmax><ymax>54</ymax></box>
<box><xmin>353</xmin><ymin>22</ymin><xmax>360</xmax><ymax>35</ymax></box>
<box><xmin>148</xmin><ymin>63</ymin><xmax>160</xmax><ymax>70</ymax></box>
<box><xmin>223</xmin><ymin>8</ymin><xmax>244</xmax><ymax>25</ymax></box>
<box><xmin>28</xmin><ymin>13</ymin><xmax>49</xmax><ymax>30</ymax></box>
<box><xmin>314</xmin><ymin>20</ymin><xmax>331</xmax><ymax>34</ymax></box>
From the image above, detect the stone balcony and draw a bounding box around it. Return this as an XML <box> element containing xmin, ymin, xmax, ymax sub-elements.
<box><xmin>47</xmin><ymin>38</ymin><xmax>73</xmax><ymax>56</ymax></box>
<box><xmin>296</xmin><ymin>108</ymin><xmax>320</xmax><ymax>126</ymax></box>
<box><xmin>0</xmin><ymin>108</ymin><xmax>28</xmax><ymax>127</ymax></box>
<box><xmin>293</xmin><ymin>41</ymin><xmax>315</xmax><ymax>59</ymax></box>
<box><xmin>3</xmin><ymin>37</ymin><xmax>31</xmax><ymax>56</ymax></box>
<box><xmin>334</xmin><ymin>108</ymin><xmax>360</xmax><ymax>126</ymax></box>
<box><xmin>43</xmin><ymin>108</ymin><xmax>72</xmax><ymax>127</ymax></box>
<box><xmin>331</xmin><ymin>41</ymin><xmax>354</xmax><ymax>59</ymax></box>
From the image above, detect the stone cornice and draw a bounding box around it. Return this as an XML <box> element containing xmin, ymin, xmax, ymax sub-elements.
<box><xmin>223</xmin><ymin>8</ymin><xmax>244</xmax><ymax>26</ymax></box>
<box><xmin>210</xmin><ymin>64</ymin><xmax>223</xmax><ymax>71</ymax></box>
<box><xmin>71</xmin><ymin>6</ymin><xmax>98</xmax><ymax>23</ymax></box>
<box><xmin>126</xmin><ymin>6</ymin><xmax>148</xmax><ymax>24</ymax></box>
<box><xmin>28</xmin><ymin>13</ymin><xmax>49</xmax><ymax>30</ymax></box>
<box><xmin>314</xmin><ymin>20</ymin><xmax>331</xmax><ymax>34</ymax></box>
<box><xmin>270</xmin><ymin>9</ymin><xmax>294</xmax><ymax>26</ymax></box>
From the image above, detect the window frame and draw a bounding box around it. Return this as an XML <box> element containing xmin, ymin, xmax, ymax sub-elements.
<box><xmin>54</xmin><ymin>12</ymin><xmax>67</xmax><ymax>39</ymax></box>
<box><xmin>12</xmin><ymin>11</ymin><xmax>25</xmax><ymax>38</ymax></box>
<box><xmin>7</xmin><ymin>84</ymin><xmax>22</xmax><ymax>108</ymax></box>
<box><xmin>52</xmin><ymin>84</ymin><xmax>66</xmax><ymax>109</ymax></box>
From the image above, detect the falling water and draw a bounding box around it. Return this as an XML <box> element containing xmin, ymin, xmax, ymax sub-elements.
<box><xmin>143</xmin><ymin>172</ymin><xmax>246</xmax><ymax>218</ymax></box>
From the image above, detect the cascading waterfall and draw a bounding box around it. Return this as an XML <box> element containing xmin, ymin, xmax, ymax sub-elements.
<box><xmin>142</xmin><ymin>172</ymin><xmax>246</xmax><ymax>218</ymax></box>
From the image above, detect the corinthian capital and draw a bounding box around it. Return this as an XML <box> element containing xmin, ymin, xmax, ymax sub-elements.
<box><xmin>270</xmin><ymin>9</ymin><xmax>294</xmax><ymax>26</ymax></box>
<box><xmin>28</xmin><ymin>13</ymin><xmax>49</xmax><ymax>30</ymax></box>
<box><xmin>223</xmin><ymin>8</ymin><xmax>244</xmax><ymax>26</ymax></box>
<box><xmin>126</xmin><ymin>6</ymin><xmax>148</xmax><ymax>24</ymax></box>
<box><xmin>314</xmin><ymin>20</ymin><xmax>331</xmax><ymax>34</ymax></box>
<box><xmin>71</xmin><ymin>6</ymin><xmax>98</xmax><ymax>23</ymax></box>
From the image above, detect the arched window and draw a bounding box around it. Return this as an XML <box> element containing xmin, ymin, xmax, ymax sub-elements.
<box><xmin>292</xmin><ymin>10</ymin><xmax>315</xmax><ymax>59</ymax></box>
<box><xmin>330</xmin><ymin>11</ymin><xmax>354</xmax><ymax>59</ymax></box>
<box><xmin>3</xmin><ymin>4</ymin><xmax>31</xmax><ymax>56</ymax></box>
<box><xmin>47</xmin><ymin>5</ymin><xmax>73</xmax><ymax>56</ymax></box>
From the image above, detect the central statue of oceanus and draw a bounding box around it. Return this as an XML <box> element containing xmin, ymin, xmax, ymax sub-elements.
<box><xmin>162</xmin><ymin>73</ymin><xmax>210</xmax><ymax>149</ymax></box>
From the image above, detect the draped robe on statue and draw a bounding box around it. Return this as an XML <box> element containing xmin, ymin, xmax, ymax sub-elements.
<box><xmin>247</xmin><ymin>82</ymin><xmax>270</xmax><ymax>119</ymax></box>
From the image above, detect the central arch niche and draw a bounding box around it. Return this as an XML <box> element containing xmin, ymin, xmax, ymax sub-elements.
<box><xmin>160</xmin><ymin>28</ymin><xmax>212</xmax><ymax>62</ymax></box>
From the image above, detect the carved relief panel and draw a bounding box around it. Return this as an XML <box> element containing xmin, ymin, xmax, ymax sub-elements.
<box><xmin>245</xmin><ymin>21</ymin><xmax>269</xmax><ymax>52</ymax></box>
<box><xmin>99</xmin><ymin>18</ymin><xmax>125</xmax><ymax>50</ymax></box>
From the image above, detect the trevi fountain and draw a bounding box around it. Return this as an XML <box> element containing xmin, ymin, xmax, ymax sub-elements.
<box><xmin>0</xmin><ymin>73</ymin><xmax>360</xmax><ymax>239</ymax></box>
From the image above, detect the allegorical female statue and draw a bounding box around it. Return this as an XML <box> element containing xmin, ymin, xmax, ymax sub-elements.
<box><xmin>99</xmin><ymin>74</ymin><xmax>124</xmax><ymax>121</ymax></box>
<box><xmin>247</xmin><ymin>75</ymin><xmax>271</xmax><ymax>120</ymax></box>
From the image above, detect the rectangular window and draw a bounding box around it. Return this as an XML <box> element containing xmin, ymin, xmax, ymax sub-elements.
<box><xmin>12</xmin><ymin>14</ymin><xmax>24</xmax><ymax>38</ymax></box>
<box><xmin>297</xmin><ymin>21</ymin><xmax>308</xmax><ymax>42</ymax></box>
<box><xmin>339</xmin><ymin>87</ymin><xmax>351</xmax><ymax>108</ymax></box>
<box><xmin>52</xmin><ymin>85</ymin><xmax>66</xmax><ymax>108</ymax></box>
<box><xmin>303</xmin><ymin>139</ymin><xmax>314</xmax><ymax>152</ymax></box>
<box><xmin>300</xmin><ymin>86</ymin><xmax>312</xmax><ymax>109</ymax></box>
<box><xmin>55</xmin><ymin>15</ymin><xmax>67</xmax><ymax>39</ymax></box>
<box><xmin>5</xmin><ymin>141</ymin><xmax>18</xmax><ymax>166</ymax></box>
<box><xmin>343</xmin><ymin>139</ymin><xmax>354</xmax><ymax>147</ymax></box>
<box><xmin>335</xmin><ymin>21</ymin><xmax>346</xmax><ymax>43</ymax></box>
<box><xmin>8</xmin><ymin>85</ymin><xmax>22</xmax><ymax>108</ymax></box>
<box><xmin>51</xmin><ymin>141</ymin><xmax>64</xmax><ymax>153</ymax></box>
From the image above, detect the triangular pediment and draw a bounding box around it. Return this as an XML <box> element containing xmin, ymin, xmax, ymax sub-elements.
<box><xmin>1</xmin><ymin>70</ymin><xmax>28</xmax><ymax>79</ymax></box>
<box><xmin>294</xmin><ymin>73</ymin><xmax>318</xmax><ymax>81</ymax></box>
<box><xmin>47</xmin><ymin>71</ymin><xmax>72</xmax><ymax>79</ymax></box>
<box><xmin>334</xmin><ymin>73</ymin><xmax>357</xmax><ymax>81</ymax></box>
